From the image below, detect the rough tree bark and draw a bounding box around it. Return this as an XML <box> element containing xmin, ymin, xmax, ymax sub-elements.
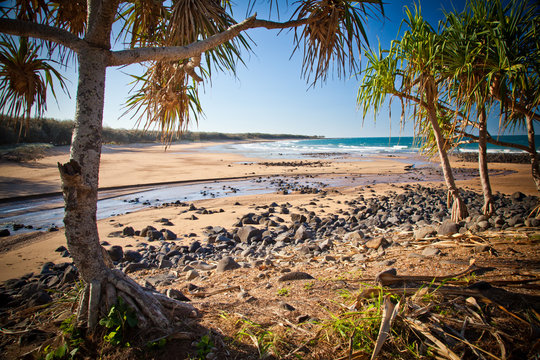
<box><xmin>425</xmin><ymin>78</ymin><xmax>468</xmax><ymax>222</ymax></box>
<box><xmin>56</xmin><ymin>0</ymin><xmax>196</xmax><ymax>332</ymax></box>
<box><xmin>526</xmin><ymin>113</ymin><xmax>540</xmax><ymax>192</ymax></box>
<box><xmin>477</xmin><ymin>107</ymin><xmax>494</xmax><ymax>215</ymax></box>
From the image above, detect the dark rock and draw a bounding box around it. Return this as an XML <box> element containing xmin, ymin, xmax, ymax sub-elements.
<box><xmin>189</xmin><ymin>241</ymin><xmax>201</xmax><ymax>253</ymax></box>
<box><xmin>414</xmin><ymin>226</ymin><xmax>437</xmax><ymax>240</ymax></box>
<box><xmin>278</xmin><ymin>301</ymin><xmax>296</xmax><ymax>311</ymax></box>
<box><xmin>61</xmin><ymin>265</ymin><xmax>78</xmax><ymax>284</ymax></box>
<box><xmin>55</xmin><ymin>246</ymin><xmax>67</xmax><ymax>253</ymax></box>
<box><xmin>294</xmin><ymin>225</ymin><xmax>312</xmax><ymax>241</ymax></box>
<box><xmin>511</xmin><ymin>191</ymin><xmax>526</xmax><ymax>201</ymax></box>
<box><xmin>28</xmin><ymin>290</ymin><xmax>52</xmax><ymax>306</ymax></box>
<box><xmin>124</xmin><ymin>250</ymin><xmax>143</xmax><ymax>262</ymax></box>
<box><xmin>278</xmin><ymin>271</ymin><xmax>314</xmax><ymax>282</ymax></box>
<box><xmin>166</xmin><ymin>288</ymin><xmax>191</xmax><ymax>302</ymax></box>
<box><xmin>162</xmin><ymin>229</ymin><xmax>177</xmax><ymax>240</ymax></box>
<box><xmin>291</xmin><ymin>214</ymin><xmax>307</xmax><ymax>223</ymax></box>
<box><xmin>140</xmin><ymin>225</ymin><xmax>157</xmax><ymax>237</ymax></box>
<box><xmin>0</xmin><ymin>228</ymin><xmax>10</xmax><ymax>237</ymax></box>
<box><xmin>122</xmin><ymin>226</ymin><xmax>135</xmax><ymax>236</ymax></box>
<box><xmin>107</xmin><ymin>245</ymin><xmax>124</xmax><ymax>262</ymax></box>
<box><xmin>147</xmin><ymin>229</ymin><xmax>164</xmax><ymax>241</ymax></box>
<box><xmin>236</xmin><ymin>226</ymin><xmax>261</xmax><ymax>243</ymax></box>
<box><xmin>438</xmin><ymin>220</ymin><xmax>458</xmax><ymax>236</ymax></box>
<box><xmin>40</xmin><ymin>262</ymin><xmax>55</xmax><ymax>275</ymax></box>
<box><xmin>216</xmin><ymin>256</ymin><xmax>241</xmax><ymax>272</ymax></box>
<box><xmin>123</xmin><ymin>262</ymin><xmax>149</xmax><ymax>273</ymax></box>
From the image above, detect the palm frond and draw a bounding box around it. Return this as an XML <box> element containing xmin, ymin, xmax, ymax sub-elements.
<box><xmin>292</xmin><ymin>0</ymin><xmax>383</xmax><ymax>85</ymax></box>
<box><xmin>0</xmin><ymin>36</ymin><xmax>68</xmax><ymax>136</ymax></box>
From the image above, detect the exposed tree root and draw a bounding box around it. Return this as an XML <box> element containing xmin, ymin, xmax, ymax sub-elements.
<box><xmin>77</xmin><ymin>269</ymin><xmax>198</xmax><ymax>333</ymax></box>
<box><xmin>482</xmin><ymin>197</ymin><xmax>494</xmax><ymax>217</ymax></box>
<box><xmin>448</xmin><ymin>189</ymin><xmax>468</xmax><ymax>222</ymax></box>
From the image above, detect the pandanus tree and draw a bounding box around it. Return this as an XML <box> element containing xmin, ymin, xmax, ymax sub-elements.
<box><xmin>440</xmin><ymin>0</ymin><xmax>499</xmax><ymax>216</ymax></box>
<box><xmin>441</xmin><ymin>0</ymin><xmax>540</xmax><ymax>204</ymax></box>
<box><xmin>0</xmin><ymin>0</ymin><xmax>383</xmax><ymax>333</ymax></box>
<box><xmin>357</xmin><ymin>6</ymin><xmax>469</xmax><ymax>222</ymax></box>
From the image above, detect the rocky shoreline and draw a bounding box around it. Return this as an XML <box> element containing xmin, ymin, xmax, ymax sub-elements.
<box><xmin>1</xmin><ymin>184</ymin><xmax>537</xmax><ymax>309</ymax></box>
<box><xmin>453</xmin><ymin>151</ymin><xmax>533</xmax><ymax>164</ymax></box>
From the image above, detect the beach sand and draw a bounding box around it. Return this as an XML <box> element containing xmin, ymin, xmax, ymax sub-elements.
<box><xmin>0</xmin><ymin>141</ymin><xmax>537</xmax><ymax>282</ymax></box>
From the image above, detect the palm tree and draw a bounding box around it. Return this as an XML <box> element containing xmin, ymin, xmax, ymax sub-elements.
<box><xmin>358</xmin><ymin>6</ymin><xmax>469</xmax><ymax>222</ymax></box>
<box><xmin>441</xmin><ymin>0</ymin><xmax>540</xmax><ymax>203</ymax></box>
<box><xmin>0</xmin><ymin>0</ymin><xmax>383</xmax><ymax>333</ymax></box>
<box><xmin>0</xmin><ymin>36</ymin><xmax>66</xmax><ymax>138</ymax></box>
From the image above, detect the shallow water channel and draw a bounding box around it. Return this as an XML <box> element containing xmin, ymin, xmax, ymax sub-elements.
<box><xmin>0</xmin><ymin>157</ymin><xmax>488</xmax><ymax>235</ymax></box>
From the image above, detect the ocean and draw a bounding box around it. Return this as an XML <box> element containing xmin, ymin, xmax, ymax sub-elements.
<box><xmin>206</xmin><ymin>135</ymin><xmax>538</xmax><ymax>159</ymax></box>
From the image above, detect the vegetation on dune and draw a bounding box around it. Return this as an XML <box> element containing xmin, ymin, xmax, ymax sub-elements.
<box><xmin>0</xmin><ymin>116</ymin><xmax>319</xmax><ymax>147</ymax></box>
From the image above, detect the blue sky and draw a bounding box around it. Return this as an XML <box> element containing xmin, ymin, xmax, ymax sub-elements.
<box><xmin>43</xmin><ymin>0</ymin><xmax>515</xmax><ymax>139</ymax></box>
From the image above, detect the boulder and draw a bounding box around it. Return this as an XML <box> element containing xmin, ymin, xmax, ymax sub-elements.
<box><xmin>107</xmin><ymin>245</ymin><xmax>124</xmax><ymax>262</ymax></box>
<box><xmin>438</xmin><ymin>220</ymin><xmax>458</xmax><ymax>236</ymax></box>
<box><xmin>216</xmin><ymin>256</ymin><xmax>241</xmax><ymax>272</ymax></box>
<box><xmin>236</xmin><ymin>226</ymin><xmax>261</xmax><ymax>243</ymax></box>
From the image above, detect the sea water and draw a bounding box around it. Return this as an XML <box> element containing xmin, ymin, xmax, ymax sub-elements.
<box><xmin>205</xmin><ymin>135</ymin><xmax>538</xmax><ymax>159</ymax></box>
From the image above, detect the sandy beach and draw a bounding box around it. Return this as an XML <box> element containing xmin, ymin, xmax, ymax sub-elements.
<box><xmin>0</xmin><ymin>140</ymin><xmax>537</xmax><ymax>281</ymax></box>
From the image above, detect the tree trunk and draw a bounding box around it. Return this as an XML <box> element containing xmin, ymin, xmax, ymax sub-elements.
<box><xmin>425</xmin><ymin>80</ymin><xmax>468</xmax><ymax>222</ymax></box>
<box><xmin>58</xmin><ymin>48</ymin><xmax>196</xmax><ymax>333</ymax></box>
<box><xmin>478</xmin><ymin>107</ymin><xmax>494</xmax><ymax>215</ymax></box>
<box><xmin>526</xmin><ymin>113</ymin><xmax>540</xmax><ymax>192</ymax></box>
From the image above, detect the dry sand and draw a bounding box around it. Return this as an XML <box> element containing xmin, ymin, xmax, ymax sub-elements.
<box><xmin>0</xmin><ymin>141</ymin><xmax>537</xmax><ymax>282</ymax></box>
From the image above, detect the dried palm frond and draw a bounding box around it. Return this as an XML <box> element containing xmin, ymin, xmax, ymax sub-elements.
<box><xmin>15</xmin><ymin>0</ymin><xmax>49</xmax><ymax>21</ymax></box>
<box><xmin>168</xmin><ymin>0</ymin><xmax>250</xmax><ymax>76</ymax></box>
<box><xmin>124</xmin><ymin>60</ymin><xmax>203</xmax><ymax>143</ymax></box>
<box><xmin>49</xmin><ymin>0</ymin><xmax>88</xmax><ymax>37</ymax></box>
<box><xmin>292</xmin><ymin>0</ymin><xmax>382</xmax><ymax>84</ymax></box>
<box><xmin>118</xmin><ymin>0</ymin><xmax>167</xmax><ymax>47</ymax></box>
<box><xmin>0</xmin><ymin>36</ymin><xmax>67</xmax><ymax>137</ymax></box>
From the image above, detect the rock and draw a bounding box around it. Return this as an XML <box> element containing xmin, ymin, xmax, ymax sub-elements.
<box><xmin>189</xmin><ymin>241</ymin><xmax>201</xmax><ymax>253</ymax></box>
<box><xmin>0</xmin><ymin>229</ymin><xmax>10</xmax><ymax>237</ymax></box>
<box><xmin>278</xmin><ymin>271</ymin><xmax>314</xmax><ymax>282</ymax></box>
<box><xmin>122</xmin><ymin>226</ymin><xmax>135</xmax><ymax>236</ymax></box>
<box><xmin>278</xmin><ymin>301</ymin><xmax>296</xmax><ymax>311</ymax></box>
<box><xmin>166</xmin><ymin>288</ymin><xmax>191</xmax><ymax>302</ymax></box>
<box><xmin>236</xmin><ymin>226</ymin><xmax>261</xmax><ymax>243</ymax></box>
<box><xmin>123</xmin><ymin>262</ymin><xmax>149</xmax><ymax>273</ymax></box>
<box><xmin>365</xmin><ymin>237</ymin><xmax>388</xmax><ymax>250</ymax></box>
<box><xmin>190</xmin><ymin>261</ymin><xmax>216</xmax><ymax>271</ymax></box>
<box><xmin>291</xmin><ymin>214</ymin><xmax>307</xmax><ymax>223</ymax></box>
<box><xmin>147</xmin><ymin>229</ymin><xmax>164</xmax><ymax>241</ymax></box>
<box><xmin>438</xmin><ymin>220</ymin><xmax>458</xmax><ymax>236</ymax></box>
<box><xmin>343</xmin><ymin>231</ymin><xmax>364</xmax><ymax>242</ymax></box>
<box><xmin>216</xmin><ymin>256</ymin><xmax>241</xmax><ymax>272</ymax></box>
<box><xmin>421</xmin><ymin>247</ymin><xmax>440</xmax><ymax>257</ymax></box>
<box><xmin>55</xmin><ymin>246</ymin><xmax>67</xmax><ymax>252</ymax></box>
<box><xmin>140</xmin><ymin>225</ymin><xmax>157</xmax><ymax>237</ymax></box>
<box><xmin>40</xmin><ymin>262</ymin><xmax>55</xmax><ymax>275</ymax></box>
<box><xmin>61</xmin><ymin>265</ymin><xmax>78</xmax><ymax>284</ymax></box>
<box><xmin>294</xmin><ymin>225</ymin><xmax>312</xmax><ymax>241</ymax></box>
<box><xmin>107</xmin><ymin>245</ymin><xmax>124</xmax><ymax>262</ymax></box>
<box><xmin>162</xmin><ymin>229</ymin><xmax>177</xmax><ymax>240</ymax></box>
<box><xmin>186</xmin><ymin>269</ymin><xmax>200</xmax><ymax>280</ymax></box>
<box><xmin>414</xmin><ymin>226</ymin><xmax>437</xmax><ymax>240</ymax></box>
<box><xmin>511</xmin><ymin>191</ymin><xmax>525</xmax><ymax>201</ymax></box>
<box><xmin>28</xmin><ymin>290</ymin><xmax>52</xmax><ymax>306</ymax></box>
<box><xmin>159</xmin><ymin>259</ymin><xmax>173</xmax><ymax>269</ymax></box>
<box><xmin>124</xmin><ymin>250</ymin><xmax>143</xmax><ymax>263</ymax></box>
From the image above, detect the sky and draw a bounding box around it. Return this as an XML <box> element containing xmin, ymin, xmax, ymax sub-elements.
<box><xmin>41</xmin><ymin>0</ymin><xmax>516</xmax><ymax>139</ymax></box>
